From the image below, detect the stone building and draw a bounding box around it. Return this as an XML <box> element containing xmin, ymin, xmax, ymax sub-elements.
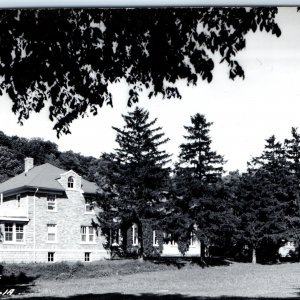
<box><xmin>0</xmin><ymin>158</ymin><xmax>109</xmax><ymax>263</ymax></box>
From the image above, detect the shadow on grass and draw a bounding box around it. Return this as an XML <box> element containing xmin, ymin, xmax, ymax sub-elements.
<box><xmin>12</xmin><ymin>293</ymin><xmax>300</xmax><ymax>300</ymax></box>
<box><xmin>150</xmin><ymin>257</ymin><xmax>232</xmax><ymax>269</ymax></box>
<box><xmin>151</xmin><ymin>258</ymin><xmax>187</xmax><ymax>269</ymax></box>
<box><xmin>0</xmin><ymin>269</ymin><xmax>38</xmax><ymax>297</ymax></box>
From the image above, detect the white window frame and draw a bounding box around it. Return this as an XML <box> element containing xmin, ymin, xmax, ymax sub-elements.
<box><xmin>48</xmin><ymin>252</ymin><xmax>55</xmax><ymax>262</ymax></box>
<box><xmin>84</xmin><ymin>199</ymin><xmax>94</xmax><ymax>214</ymax></box>
<box><xmin>47</xmin><ymin>224</ymin><xmax>57</xmax><ymax>243</ymax></box>
<box><xmin>4</xmin><ymin>223</ymin><xmax>25</xmax><ymax>244</ymax></box>
<box><xmin>80</xmin><ymin>226</ymin><xmax>96</xmax><ymax>244</ymax></box>
<box><xmin>47</xmin><ymin>195</ymin><xmax>57</xmax><ymax>212</ymax></box>
<box><xmin>68</xmin><ymin>176</ymin><xmax>74</xmax><ymax>189</ymax></box>
<box><xmin>153</xmin><ymin>230</ymin><xmax>159</xmax><ymax>246</ymax></box>
<box><xmin>132</xmin><ymin>224</ymin><xmax>138</xmax><ymax>246</ymax></box>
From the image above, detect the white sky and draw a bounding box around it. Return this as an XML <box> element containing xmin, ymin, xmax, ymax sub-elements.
<box><xmin>2</xmin><ymin>1</ymin><xmax>300</xmax><ymax>8</ymax></box>
<box><xmin>0</xmin><ymin>7</ymin><xmax>299</xmax><ymax>173</ymax></box>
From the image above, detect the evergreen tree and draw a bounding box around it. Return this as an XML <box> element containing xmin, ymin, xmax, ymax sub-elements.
<box><xmin>285</xmin><ymin>127</ymin><xmax>300</xmax><ymax>179</ymax></box>
<box><xmin>178</xmin><ymin>114</ymin><xmax>224</xmax><ymax>182</ymax></box>
<box><xmin>239</xmin><ymin>135</ymin><xmax>300</xmax><ymax>263</ymax></box>
<box><xmin>168</xmin><ymin>113</ymin><xmax>226</xmax><ymax>257</ymax></box>
<box><xmin>96</xmin><ymin>107</ymin><xmax>171</xmax><ymax>257</ymax></box>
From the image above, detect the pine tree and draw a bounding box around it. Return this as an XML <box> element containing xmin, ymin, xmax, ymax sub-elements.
<box><xmin>168</xmin><ymin>113</ymin><xmax>226</xmax><ymax>257</ymax></box>
<box><xmin>239</xmin><ymin>135</ymin><xmax>300</xmax><ymax>263</ymax></box>
<box><xmin>285</xmin><ymin>127</ymin><xmax>300</xmax><ymax>179</ymax></box>
<box><xmin>178</xmin><ymin>113</ymin><xmax>224</xmax><ymax>182</ymax></box>
<box><xmin>96</xmin><ymin>107</ymin><xmax>171</xmax><ymax>257</ymax></box>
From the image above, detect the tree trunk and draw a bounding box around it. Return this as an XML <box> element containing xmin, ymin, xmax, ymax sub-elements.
<box><xmin>252</xmin><ymin>248</ymin><xmax>256</xmax><ymax>264</ymax></box>
<box><xmin>200</xmin><ymin>242</ymin><xmax>207</xmax><ymax>266</ymax></box>
<box><xmin>138</xmin><ymin>222</ymin><xmax>144</xmax><ymax>260</ymax></box>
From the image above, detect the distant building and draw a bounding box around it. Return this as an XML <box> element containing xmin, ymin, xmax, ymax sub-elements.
<box><xmin>0</xmin><ymin>158</ymin><xmax>109</xmax><ymax>263</ymax></box>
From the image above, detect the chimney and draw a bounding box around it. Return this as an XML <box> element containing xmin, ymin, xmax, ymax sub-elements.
<box><xmin>24</xmin><ymin>157</ymin><xmax>34</xmax><ymax>173</ymax></box>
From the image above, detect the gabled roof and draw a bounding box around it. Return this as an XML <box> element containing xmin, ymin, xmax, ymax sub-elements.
<box><xmin>0</xmin><ymin>163</ymin><xmax>98</xmax><ymax>195</ymax></box>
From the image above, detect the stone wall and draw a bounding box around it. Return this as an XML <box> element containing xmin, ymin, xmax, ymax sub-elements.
<box><xmin>0</xmin><ymin>189</ymin><xmax>109</xmax><ymax>263</ymax></box>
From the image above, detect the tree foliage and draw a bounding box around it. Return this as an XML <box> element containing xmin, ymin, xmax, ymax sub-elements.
<box><xmin>166</xmin><ymin>113</ymin><xmax>227</xmax><ymax>255</ymax></box>
<box><xmin>285</xmin><ymin>127</ymin><xmax>300</xmax><ymax>180</ymax></box>
<box><xmin>96</xmin><ymin>107</ymin><xmax>171</xmax><ymax>257</ymax></box>
<box><xmin>0</xmin><ymin>146</ymin><xmax>24</xmax><ymax>183</ymax></box>
<box><xmin>0</xmin><ymin>8</ymin><xmax>281</xmax><ymax>136</ymax></box>
<box><xmin>236</xmin><ymin>136</ymin><xmax>300</xmax><ymax>263</ymax></box>
<box><xmin>0</xmin><ymin>130</ymin><xmax>100</xmax><ymax>182</ymax></box>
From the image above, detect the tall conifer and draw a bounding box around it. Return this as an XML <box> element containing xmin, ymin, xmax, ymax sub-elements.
<box><xmin>239</xmin><ymin>135</ymin><xmax>300</xmax><ymax>263</ymax></box>
<box><xmin>169</xmin><ymin>113</ymin><xmax>226</xmax><ymax>257</ymax></box>
<box><xmin>96</xmin><ymin>107</ymin><xmax>171</xmax><ymax>257</ymax></box>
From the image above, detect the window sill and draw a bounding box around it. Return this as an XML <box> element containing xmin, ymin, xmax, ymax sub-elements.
<box><xmin>3</xmin><ymin>242</ymin><xmax>25</xmax><ymax>245</ymax></box>
<box><xmin>46</xmin><ymin>241</ymin><xmax>58</xmax><ymax>244</ymax></box>
<box><xmin>47</xmin><ymin>210</ymin><xmax>57</xmax><ymax>212</ymax></box>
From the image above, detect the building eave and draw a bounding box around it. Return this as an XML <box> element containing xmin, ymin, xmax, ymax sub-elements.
<box><xmin>1</xmin><ymin>186</ymin><xmax>65</xmax><ymax>198</ymax></box>
<box><xmin>0</xmin><ymin>217</ymin><xmax>30</xmax><ymax>222</ymax></box>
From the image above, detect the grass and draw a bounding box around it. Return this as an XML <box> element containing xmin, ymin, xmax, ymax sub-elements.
<box><xmin>0</xmin><ymin>259</ymin><xmax>178</xmax><ymax>281</ymax></box>
<box><xmin>3</xmin><ymin>261</ymin><xmax>300</xmax><ymax>299</ymax></box>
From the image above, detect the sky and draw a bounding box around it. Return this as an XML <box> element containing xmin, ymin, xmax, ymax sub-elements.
<box><xmin>2</xmin><ymin>1</ymin><xmax>300</xmax><ymax>8</ymax></box>
<box><xmin>0</xmin><ymin>7</ymin><xmax>300</xmax><ymax>173</ymax></box>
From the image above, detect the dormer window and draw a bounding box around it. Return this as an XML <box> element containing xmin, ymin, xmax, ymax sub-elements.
<box><xmin>68</xmin><ymin>176</ymin><xmax>74</xmax><ymax>189</ymax></box>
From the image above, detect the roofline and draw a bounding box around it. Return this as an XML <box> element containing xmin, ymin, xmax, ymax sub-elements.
<box><xmin>0</xmin><ymin>186</ymin><xmax>65</xmax><ymax>198</ymax></box>
<box><xmin>0</xmin><ymin>186</ymin><xmax>98</xmax><ymax>198</ymax></box>
<box><xmin>83</xmin><ymin>191</ymin><xmax>98</xmax><ymax>197</ymax></box>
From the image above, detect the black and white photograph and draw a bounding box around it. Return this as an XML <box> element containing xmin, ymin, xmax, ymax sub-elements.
<box><xmin>0</xmin><ymin>2</ymin><xmax>300</xmax><ymax>299</ymax></box>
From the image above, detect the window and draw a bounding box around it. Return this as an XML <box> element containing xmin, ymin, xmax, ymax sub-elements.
<box><xmin>81</xmin><ymin>226</ymin><xmax>95</xmax><ymax>243</ymax></box>
<box><xmin>68</xmin><ymin>176</ymin><xmax>74</xmax><ymax>188</ymax></box>
<box><xmin>163</xmin><ymin>233</ymin><xmax>176</xmax><ymax>245</ymax></box>
<box><xmin>47</xmin><ymin>224</ymin><xmax>57</xmax><ymax>242</ymax></box>
<box><xmin>47</xmin><ymin>195</ymin><xmax>56</xmax><ymax>211</ymax></box>
<box><xmin>4</xmin><ymin>223</ymin><xmax>24</xmax><ymax>243</ymax></box>
<box><xmin>4</xmin><ymin>224</ymin><xmax>13</xmax><ymax>242</ymax></box>
<box><xmin>112</xmin><ymin>229</ymin><xmax>121</xmax><ymax>246</ymax></box>
<box><xmin>48</xmin><ymin>252</ymin><xmax>55</xmax><ymax>262</ymax></box>
<box><xmin>85</xmin><ymin>199</ymin><xmax>94</xmax><ymax>213</ymax></box>
<box><xmin>84</xmin><ymin>252</ymin><xmax>91</xmax><ymax>262</ymax></box>
<box><xmin>16</xmin><ymin>224</ymin><xmax>24</xmax><ymax>242</ymax></box>
<box><xmin>132</xmin><ymin>224</ymin><xmax>138</xmax><ymax>246</ymax></box>
<box><xmin>153</xmin><ymin>230</ymin><xmax>159</xmax><ymax>246</ymax></box>
<box><xmin>190</xmin><ymin>232</ymin><xmax>197</xmax><ymax>246</ymax></box>
<box><xmin>16</xmin><ymin>194</ymin><xmax>21</xmax><ymax>207</ymax></box>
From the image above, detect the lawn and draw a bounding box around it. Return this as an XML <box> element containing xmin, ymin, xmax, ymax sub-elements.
<box><xmin>4</xmin><ymin>261</ymin><xmax>300</xmax><ymax>299</ymax></box>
